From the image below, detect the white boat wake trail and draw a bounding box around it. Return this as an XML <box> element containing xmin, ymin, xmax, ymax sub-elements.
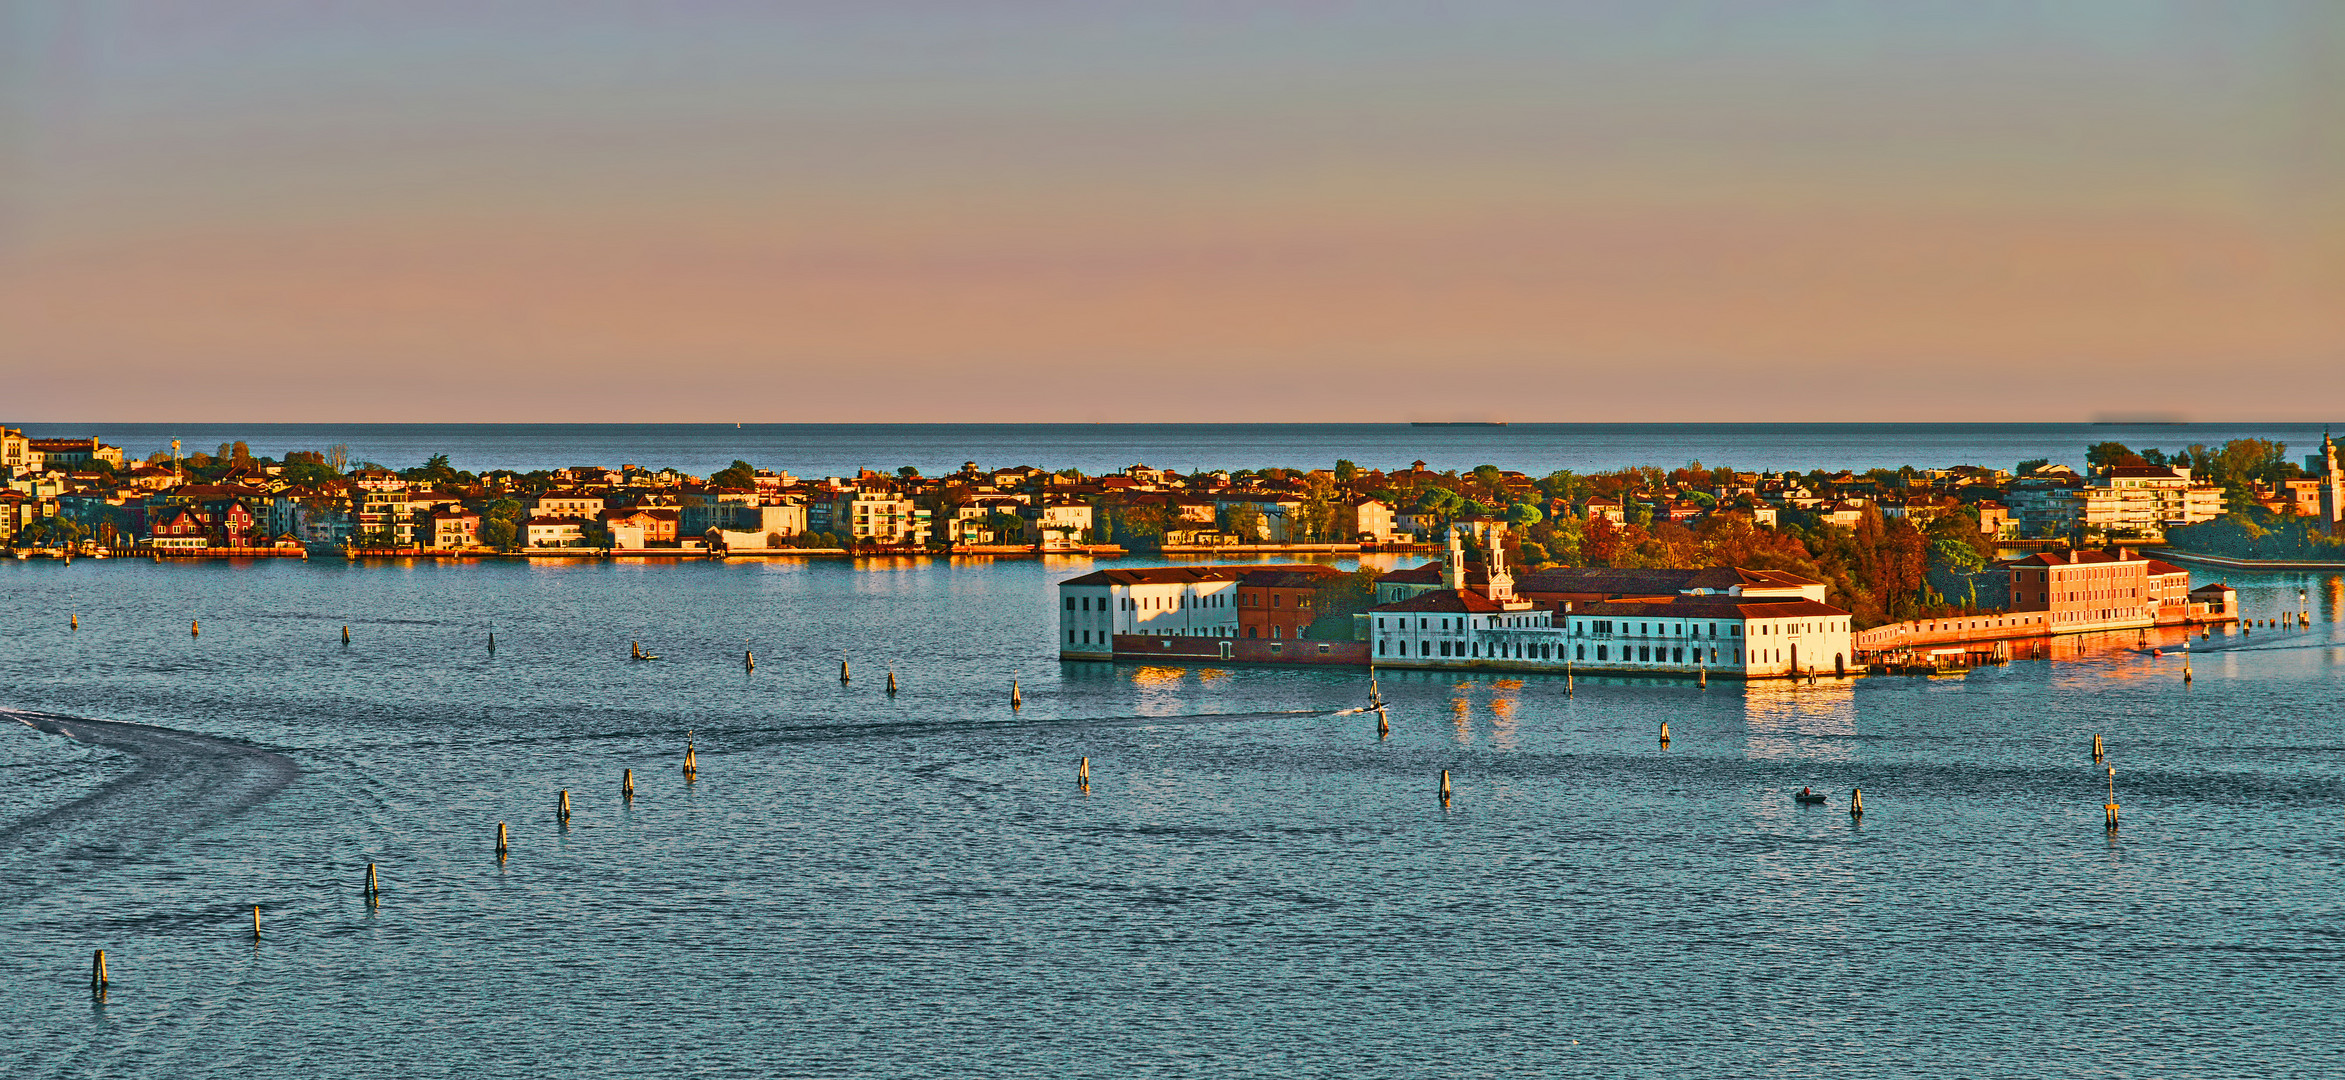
<box><xmin>0</xmin><ymin>708</ymin><xmax>299</xmax><ymax>908</ymax></box>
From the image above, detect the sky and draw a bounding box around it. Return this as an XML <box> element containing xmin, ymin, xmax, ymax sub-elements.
<box><xmin>2</xmin><ymin>1</ymin><xmax>2341</xmax><ymax>422</ymax></box>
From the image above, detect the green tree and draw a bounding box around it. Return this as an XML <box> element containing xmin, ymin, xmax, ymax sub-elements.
<box><xmin>1116</xmin><ymin>503</ymin><xmax>1169</xmax><ymax>544</ymax></box>
<box><xmin>1470</xmin><ymin>464</ymin><xmax>1505</xmax><ymax>501</ymax></box>
<box><xmin>2086</xmin><ymin>442</ymin><xmax>2146</xmax><ymax>470</ymax></box>
<box><xmin>405</xmin><ymin>453</ymin><xmax>458</xmax><ymax>486</ymax></box>
<box><xmin>482</xmin><ymin>517</ymin><xmax>517</xmax><ymax>549</ymax></box>
<box><xmin>1506</xmin><ymin>502</ymin><xmax>1544</xmax><ymax>528</ymax></box>
<box><xmin>709</xmin><ymin>460</ymin><xmax>757</xmax><ymax>488</ymax></box>
<box><xmin>1220</xmin><ymin>502</ymin><xmax>1266</xmax><ymax>541</ymax></box>
<box><xmin>1305</xmin><ymin>568</ymin><xmax>1381</xmax><ymax>639</ymax></box>
<box><xmin>983</xmin><ymin>511</ymin><xmax>1025</xmax><ymax>541</ymax></box>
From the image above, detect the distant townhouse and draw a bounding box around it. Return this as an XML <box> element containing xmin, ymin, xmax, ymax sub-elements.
<box><xmin>944</xmin><ymin>495</ymin><xmax>1032</xmax><ymax>545</ymax></box>
<box><xmin>1973</xmin><ymin>500</ymin><xmax>2015</xmax><ymax>539</ymax></box>
<box><xmin>2008</xmin><ymin>466</ymin><xmax>2222</xmax><ymax>540</ymax></box>
<box><xmin>428</xmin><ymin>508</ymin><xmax>481</xmax><ymax>549</ymax></box>
<box><xmin>692</xmin><ymin>500</ymin><xmax>806</xmax><ymax>549</ymax></box>
<box><xmin>602</xmin><ymin>505</ymin><xmax>680</xmax><ymax>547</ymax></box>
<box><xmin>1024</xmin><ymin>501</ymin><xmax>1093</xmax><ymax>550</ymax></box>
<box><xmin>0</xmin><ymin>428</ymin><xmax>28</xmax><ymax>474</ymax></box>
<box><xmin>350</xmin><ymin>468</ymin><xmax>407</xmax><ymax>493</ymax></box>
<box><xmin>2306</xmin><ymin>432</ymin><xmax>2344</xmax><ymax>529</ymax></box>
<box><xmin>818</xmin><ymin>489</ymin><xmax>926</xmax><ymax>546</ymax></box>
<box><xmin>25</xmin><ymin>437</ymin><xmax>126</xmax><ymax>470</ymax></box>
<box><xmin>150</xmin><ymin>505</ymin><xmax>211</xmax><ymax>549</ymax></box>
<box><xmin>525</xmin><ymin>516</ymin><xmax>586</xmax><ymax>547</ymax></box>
<box><xmin>530</xmin><ymin>492</ymin><xmax>606</xmax><ymax>520</ymax></box>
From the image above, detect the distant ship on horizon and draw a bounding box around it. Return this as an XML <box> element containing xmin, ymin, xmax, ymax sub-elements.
<box><xmin>1410</xmin><ymin>420</ymin><xmax>1508</xmax><ymax>427</ymax></box>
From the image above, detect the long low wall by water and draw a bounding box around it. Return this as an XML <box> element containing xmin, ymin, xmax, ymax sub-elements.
<box><xmin>1101</xmin><ymin>634</ymin><xmax>1370</xmax><ymax>666</ymax></box>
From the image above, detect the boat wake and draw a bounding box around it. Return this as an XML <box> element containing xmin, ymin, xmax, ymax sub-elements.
<box><xmin>0</xmin><ymin>708</ymin><xmax>299</xmax><ymax>909</ymax></box>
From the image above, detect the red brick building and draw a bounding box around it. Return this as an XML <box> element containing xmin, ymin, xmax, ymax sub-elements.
<box><xmin>1999</xmin><ymin>548</ymin><xmax>2158</xmax><ymax>633</ymax></box>
<box><xmin>1236</xmin><ymin>567</ymin><xmax>1345</xmax><ymax>640</ymax></box>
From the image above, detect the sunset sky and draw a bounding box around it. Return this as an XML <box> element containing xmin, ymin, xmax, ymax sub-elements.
<box><xmin>3</xmin><ymin>2</ymin><xmax>2341</xmax><ymax>422</ymax></box>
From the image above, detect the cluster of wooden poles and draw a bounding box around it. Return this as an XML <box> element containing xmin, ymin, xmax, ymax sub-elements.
<box><xmin>80</xmin><ymin>609</ymin><xmax>2184</xmax><ymax>997</ymax></box>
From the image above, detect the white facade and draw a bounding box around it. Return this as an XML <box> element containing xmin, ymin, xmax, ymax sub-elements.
<box><xmin>1057</xmin><ymin>569</ymin><xmax>1248</xmax><ymax>659</ymax></box>
<box><xmin>1371</xmin><ymin>602</ymin><xmax>1853</xmax><ymax>678</ymax></box>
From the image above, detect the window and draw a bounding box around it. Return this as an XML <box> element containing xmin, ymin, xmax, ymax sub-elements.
<box><xmin>1597</xmin><ymin>646</ymin><xmax>1608</xmax><ymax>660</ymax></box>
<box><xmin>1577</xmin><ymin>645</ymin><xmax>1585</xmax><ymax>660</ymax></box>
<box><xmin>1065</xmin><ymin>597</ymin><xmax>1076</xmax><ymax>611</ymax></box>
<box><xmin>1673</xmin><ymin>648</ymin><xmax>1683</xmax><ymax>663</ymax></box>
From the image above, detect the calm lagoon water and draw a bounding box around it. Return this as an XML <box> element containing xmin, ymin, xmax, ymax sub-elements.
<box><xmin>3</xmin><ymin>555</ymin><xmax>2342</xmax><ymax>1078</ymax></box>
<box><xmin>19</xmin><ymin>421</ymin><xmax>2335</xmax><ymax>478</ymax></box>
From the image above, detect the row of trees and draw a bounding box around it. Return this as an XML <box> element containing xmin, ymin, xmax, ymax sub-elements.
<box><xmin>1493</xmin><ymin>501</ymin><xmax>1995</xmax><ymax>629</ymax></box>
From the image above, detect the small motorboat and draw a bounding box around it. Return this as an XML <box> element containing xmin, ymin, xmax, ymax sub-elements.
<box><xmin>1793</xmin><ymin>787</ymin><xmax>1828</xmax><ymax>805</ymax></box>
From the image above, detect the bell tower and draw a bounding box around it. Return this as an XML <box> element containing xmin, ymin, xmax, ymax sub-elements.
<box><xmin>1484</xmin><ymin>526</ymin><xmax>1514</xmax><ymax>602</ymax></box>
<box><xmin>1442</xmin><ymin>524</ymin><xmax>1466</xmax><ymax>591</ymax></box>
<box><xmin>2318</xmin><ymin>429</ymin><xmax>2343</xmax><ymax>531</ymax></box>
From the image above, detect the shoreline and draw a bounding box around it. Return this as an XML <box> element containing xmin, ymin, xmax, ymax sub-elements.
<box><xmin>2148</xmin><ymin>548</ymin><xmax>2345</xmax><ymax>572</ymax></box>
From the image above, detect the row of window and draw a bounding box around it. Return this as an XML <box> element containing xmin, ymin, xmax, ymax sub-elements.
<box><xmin>1066</xmin><ymin>593</ymin><xmax>1235</xmax><ymax>612</ymax></box>
<box><xmin>1374</xmin><ymin>638</ymin><xmax>1747</xmax><ymax>665</ymax></box>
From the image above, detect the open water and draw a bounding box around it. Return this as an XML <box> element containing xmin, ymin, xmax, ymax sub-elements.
<box><xmin>14</xmin><ymin>421</ymin><xmax>2336</xmax><ymax>479</ymax></box>
<box><xmin>2</xmin><ymin>553</ymin><xmax>2342</xmax><ymax>1078</ymax></box>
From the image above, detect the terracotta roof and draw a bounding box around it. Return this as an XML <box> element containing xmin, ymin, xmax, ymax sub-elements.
<box><xmin>1996</xmin><ymin>550</ymin><xmax>2143</xmax><ymax>568</ymax></box>
<box><xmin>1573</xmin><ymin>597</ymin><xmax>1850</xmax><ymax>619</ymax></box>
<box><xmin>1377</xmin><ymin>562</ymin><xmax>1447</xmax><ymax>584</ymax></box>
<box><xmin>1060</xmin><ymin>565</ymin><xmax>1298</xmax><ymax>587</ymax></box>
<box><xmin>1239</xmin><ymin>568</ymin><xmax>1345</xmax><ymax>589</ymax></box>
<box><xmin>1369</xmin><ymin>589</ymin><xmax>1512</xmax><ymax>614</ymax></box>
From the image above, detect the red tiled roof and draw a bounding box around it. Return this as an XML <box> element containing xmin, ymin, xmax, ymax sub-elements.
<box><xmin>1060</xmin><ymin>565</ymin><xmax>1300</xmax><ymax>587</ymax></box>
<box><xmin>1574</xmin><ymin>597</ymin><xmax>1850</xmax><ymax>619</ymax></box>
<box><xmin>1370</xmin><ymin>589</ymin><xmax>1512</xmax><ymax>614</ymax></box>
<box><xmin>1239</xmin><ymin>567</ymin><xmax>1345</xmax><ymax>589</ymax></box>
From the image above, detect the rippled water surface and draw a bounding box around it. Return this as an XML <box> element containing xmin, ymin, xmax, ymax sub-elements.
<box><xmin>3</xmin><ymin>557</ymin><xmax>2342</xmax><ymax>1078</ymax></box>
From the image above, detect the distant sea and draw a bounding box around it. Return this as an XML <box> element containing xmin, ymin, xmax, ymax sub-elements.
<box><xmin>10</xmin><ymin>421</ymin><xmax>2334</xmax><ymax>477</ymax></box>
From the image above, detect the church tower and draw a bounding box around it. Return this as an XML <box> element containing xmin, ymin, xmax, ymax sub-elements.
<box><xmin>1442</xmin><ymin>524</ymin><xmax>1466</xmax><ymax>591</ymax></box>
<box><xmin>2317</xmin><ymin>429</ymin><xmax>2343</xmax><ymax>532</ymax></box>
<box><xmin>1483</xmin><ymin>526</ymin><xmax>1515</xmax><ymax>602</ymax></box>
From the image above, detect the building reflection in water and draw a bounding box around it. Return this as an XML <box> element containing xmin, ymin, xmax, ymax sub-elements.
<box><xmin>1487</xmin><ymin>679</ymin><xmax>1524</xmax><ymax>751</ymax></box>
<box><xmin>1741</xmin><ymin>678</ymin><xmax>1858</xmax><ymax>763</ymax></box>
<box><xmin>1127</xmin><ymin>664</ymin><xmax>1193</xmax><ymax>716</ymax></box>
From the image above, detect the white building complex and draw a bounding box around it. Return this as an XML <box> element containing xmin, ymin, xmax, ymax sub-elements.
<box><xmin>1366</xmin><ymin>528</ymin><xmax>1854</xmax><ymax>678</ymax></box>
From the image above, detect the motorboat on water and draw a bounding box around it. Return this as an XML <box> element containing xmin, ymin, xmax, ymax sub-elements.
<box><xmin>1793</xmin><ymin>788</ymin><xmax>1828</xmax><ymax>805</ymax></box>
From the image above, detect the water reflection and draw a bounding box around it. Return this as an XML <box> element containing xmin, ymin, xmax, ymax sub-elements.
<box><xmin>1742</xmin><ymin>678</ymin><xmax>1858</xmax><ymax>762</ymax></box>
<box><xmin>1486</xmin><ymin>680</ymin><xmax>1523</xmax><ymax>750</ymax></box>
